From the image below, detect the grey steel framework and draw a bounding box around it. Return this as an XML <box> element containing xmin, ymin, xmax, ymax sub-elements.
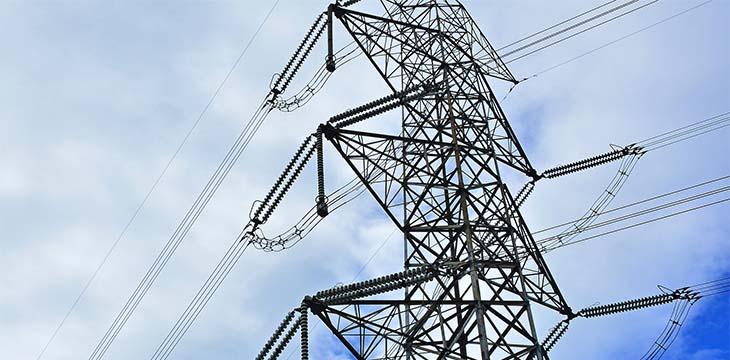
<box><xmin>253</xmin><ymin>1</ymin><xmax>702</xmax><ymax>359</ymax></box>
<box><xmin>310</xmin><ymin>2</ymin><xmax>564</xmax><ymax>359</ymax></box>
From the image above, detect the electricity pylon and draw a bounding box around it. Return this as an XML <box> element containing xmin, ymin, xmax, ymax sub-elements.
<box><xmin>252</xmin><ymin>1</ymin><xmax>698</xmax><ymax>359</ymax></box>
<box><xmin>306</xmin><ymin>2</ymin><xmax>567</xmax><ymax>359</ymax></box>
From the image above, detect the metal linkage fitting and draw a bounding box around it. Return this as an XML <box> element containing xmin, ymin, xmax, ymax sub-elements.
<box><xmin>314</xmin><ymin>266</ymin><xmax>436</xmax><ymax>305</ymax></box>
<box><xmin>328</xmin><ymin>83</ymin><xmax>439</xmax><ymax>129</ymax></box>
<box><xmin>541</xmin><ymin>144</ymin><xmax>643</xmax><ymax>179</ymax></box>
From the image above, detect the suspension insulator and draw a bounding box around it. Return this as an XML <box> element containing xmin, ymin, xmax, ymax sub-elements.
<box><xmin>328</xmin><ymin>83</ymin><xmax>434</xmax><ymax>125</ymax></box>
<box><xmin>261</xmin><ymin>143</ymin><xmax>317</xmax><ymax>223</ymax></box>
<box><xmin>514</xmin><ymin>181</ymin><xmax>535</xmax><ymax>208</ymax></box>
<box><xmin>282</xmin><ymin>21</ymin><xmax>327</xmax><ymax>93</ymax></box>
<box><xmin>326</xmin><ymin>5</ymin><xmax>336</xmax><ymax>72</ymax></box>
<box><xmin>316</xmin><ymin>128</ymin><xmax>328</xmax><ymax>218</ymax></box>
<box><xmin>541</xmin><ymin>144</ymin><xmax>643</xmax><ymax>179</ymax></box>
<box><xmin>255</xmin><ymin>310</ymin><xmax>296</xmax><ymax>360</ymax></box>
<box><xmin>333</xmin><ymin>88</ymin><xmax>434</xmax><ymax>129</ymax></box>
<box><xmin>578</xmin><ymin>291</ymin><xmax>679</xmax><ymax>318</ymax></box>
<box><xmin>273</xmin><ymin>14</ymin><xmax>326</xmax><ymax>94</ymax></box>
<box><xmin>542</xmin><ymin>320</ymin><xmax>569</xmax><ymax>353</ymax></box>
<box><xmin>252</xmin><ymin>136</ymin><xmax>315</xmax><ymax>223</ymax></box>
<box><xmin>315</xmin><ymin>267</ymin><xmax>436</xmax><ymax>305</ymax></box>
<box><xmin>299</xmin><ymin>306</ymin><xmax>309</xmax><ymax>360</ymax></box>
<box><xmin>267</xmin><ymin>316</ymin><xmax>303</xmax><ymax>360</ymax></box>
<box><xmin>341</xmin><ymin>0</ymin><xmax>362</xmax><ymax>6</ymax></box>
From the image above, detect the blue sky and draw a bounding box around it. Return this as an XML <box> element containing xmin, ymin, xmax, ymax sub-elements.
<box><xmin>0</xmin><ymin>1</ymin><xmax>728</xmax><ymax>359</ymax></box>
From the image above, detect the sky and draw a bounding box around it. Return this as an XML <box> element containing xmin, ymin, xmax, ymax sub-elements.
<box><xmin>0</xmin><ymin>0</ymin><xmax>728</xmax><ymax>359</ymax></box>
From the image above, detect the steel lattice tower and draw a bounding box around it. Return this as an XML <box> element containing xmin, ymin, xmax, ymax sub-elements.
<box><xmin>59</xmin><ymin>1</ymin><xmax>720</xmax><ymax>359</ymax></box>
<box><xmin>253</xmin><ymin>1</ymin><xmax>703</xmax><ymax>359</ymax></box>
<box><xmin>304</xmin><ymin>1</ymin><xmax>570</xmax><ymax>358</ymax></box>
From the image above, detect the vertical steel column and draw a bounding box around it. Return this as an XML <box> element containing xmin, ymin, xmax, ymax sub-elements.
<box><xmin>446</xmin><ymin>91</ymin><xmax>491</xmax><ymax>360</ymax></box>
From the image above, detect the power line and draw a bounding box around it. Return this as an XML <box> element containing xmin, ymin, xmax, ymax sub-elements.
<box><xmin>500</xmin><ymin>0</ymin><xmax>645</xmax><ymax>59</ymax></box>
<box><xmin>150</xmin><ymin>231</ymin><xmax>253</xmax><ymax>360</ymax></box>
<box><xmin>528</xmin><ymin>0</ymin><xmax>713</xmax><ymax>78</ymax></box>
<box><xmin>637</xmin><ymin>112</ymin><xmax>728</xmax><ymax>145</ymax></box>
<box><xmin>538</xmin><ymin>185</ymin><xmax>729</xmax><ymax>249</ymax></box>
<box><xmin>642</xmin><ymin>120</ymin><xmax>729</xmax><ymax>152</ymax></box>
<box><xmin>91</xmin><ymin>99</ymin><xmax>272</xmax><ymax>360</ymax></box>
<box><xmin>36</xmin><ymin>2</ymin><xmax>282</xmax><ymax>360</ymax></box>
<box><xmin>495</xmin><ymin>0</ymin><xmax>619</xmax><ymax>52</ymax></box>
<box><xmin>86</xmin><ymin>2</ymin><xmax>284</xmax><ymax>359</ymax></box>
<box><xmin>533</xmin><ymin>175</ymin><xmax>730</xmax><ymax>235</ymax></box>
<box><xmin>545</xmin><ymin>197</ymin><xmax>729</xmax><ymax>251</ymax></box>
<box><xmin>503</xmin><ymin>0</ymin><xmax>660</xmax><ymax>64</ymax></box>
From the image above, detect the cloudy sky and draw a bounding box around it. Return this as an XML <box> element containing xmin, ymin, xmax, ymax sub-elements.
<box><xmin>1</xmin><ymin>0</ymin><xmax>728</xmax><ymax>359</ymax></box>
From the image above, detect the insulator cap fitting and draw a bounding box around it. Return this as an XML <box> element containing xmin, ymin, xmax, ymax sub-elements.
<box><xmin>316</xmin><ymin>198</ymin><xmax>329</xmax><ymax>217</ymax></box>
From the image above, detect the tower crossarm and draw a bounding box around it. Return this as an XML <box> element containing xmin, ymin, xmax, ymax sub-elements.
<box><xmin>247</xmin><ymin>84</ymin><xmax>439</xmax><ymax>250</ymax></box>
<box><xmin>331</xmin><ymin>3</ymin><xmax>516</xmax><ymax>83</ymax></box>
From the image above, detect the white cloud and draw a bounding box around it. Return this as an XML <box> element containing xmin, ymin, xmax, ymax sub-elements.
<box><xmin>0</xmin><ymin>1</ymin><xmax>727</xmax><ymax>359</ymax></box>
